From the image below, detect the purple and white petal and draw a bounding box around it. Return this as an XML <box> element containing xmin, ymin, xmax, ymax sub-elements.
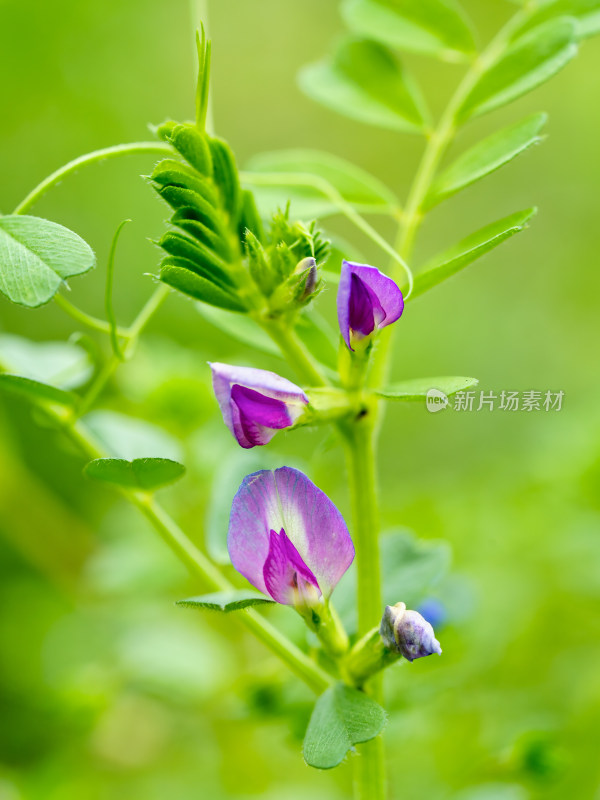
<box><xmin>263</xmin><ymin>528</ymin><xmax>321</xmax><ymax>605</ymax></box>
<box><xmin>228</xmin><ymin>467</ymin><xmax>354</xmax><ymax>603</ymax></box>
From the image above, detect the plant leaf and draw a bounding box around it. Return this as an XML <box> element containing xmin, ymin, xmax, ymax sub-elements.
<box><xmin>0</xmin><ymin>334</ymin><xmax>93</xmax><ymax>389</ymax></box>
<box><xmin>298</xmin><ymin>38</ymin><xmax>428</xmax><ymax>133</ymax></box>
<box><xmin>244</xmin><ymin>149</ymin><xmax>399</xmax><ymax>220</ymax></box>
<box><xmin>0</xmin><ymin>373</ymin><xmax>76</xmax><ymax>406</ymax></box>
<box><xmin>0</xmin><ymin>215</ymin><xmax>95</xmax><ymax>308</ymax></box>
<box><xmin>84</xmin><ymin>457</ymin><xmax>185</xmax><ymax>490</ymax></box>
<box><xmin>405</xmin><ymin>208</ymin><xmax>536</xmax><ymax>299</ymax></box>
<box><xmin>342</xmin><ymin>0</ymin><xmax>477</xmax><ymax>61</ymax></box>
<box><xmin>303</xmin><ymin>683</ymin><xmax>387</xmax><ymax>769</ymax></box>
<box><xmin>426</xmin><ymin>113</ymin><xmax>547</xmax><ymax>208</ymax></box>
<box><xmin>176</xmin><ymin>591</ymin><xmax>275</xmax><ymax>612</ymax></box>
<box><xmin>377</xmin><ymin>376</ymin><xmax>479</xmax><ymax>400</ymax></box>
<box><xmin>517</xmin><ymin>0</ymin><xmax>600</xmax><ymax>39</ymax></box>
<box><xmin>196</xmin><ymin>303</ymin><xmax>281</xmax><ymax>357</ymax></box>
<box><xmin>159</xmin><ymin>263</ymin><xmax>247</xmax><ymax>311</ymax></box>
<box><xmin>458</xmin><ymin>18</ymin><xmax>578</xmax><ymax>121</ymax></box>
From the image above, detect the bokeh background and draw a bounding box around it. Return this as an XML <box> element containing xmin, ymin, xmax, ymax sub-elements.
<box><xmin>1</xmin><ymin>1</ymin><xmax>599</xmax><ymax>798</ymax></box>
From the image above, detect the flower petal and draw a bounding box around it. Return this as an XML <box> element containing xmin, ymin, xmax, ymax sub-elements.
<box><xmin>228</xmin><ymin>467</ymin><xmax>354</xmax><ymax>599</ymax></box>
<box><xmin>345</xmin><ymin>261</ymin><xmax>404</xmax><ymax>328</ymax></box>
<box><xmin>263</xmin><ymin>528</ymin><xmax>321</xmax><ymax>605</ymax></box>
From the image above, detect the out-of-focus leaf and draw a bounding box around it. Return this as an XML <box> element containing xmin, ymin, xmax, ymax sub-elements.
<box><xmin>377</xmin><ymin>376</ymin><xmax>479</xmax><ymax>399</ymax></box>
<box><xmin>0</xmin><ymin>374</ymin><xmax>76</xmax><ymax>406</ymax></box>
<box><xmin>458</xmin><ymin>18</ymin><xmax>577</xmax><ymax>121</ymax></box>
<box><xmin>303</xmin><ymin>683</ymin><xmax>386</xmax><ymax>769</ymax></box>
<box><xmin>342</xmin><ymin>0</ymin><xmax>476</xmax><ymax>61</ymax></box>
<box><xmin>406</xmin><ymin>208</ymin><xmax>536</xmax><ymax>299</ymax></box>
<box><xmin>176</xmin><ymin>591</ymin><xmax>275</xmax><ymax>612</ymax></box>
<box><xmin>334</xmin><ymin>530</ymin><xmax>451</xmax><ymax>631</ymax></box>
<box><xmin>298</xmin><ymin>38</ymin><xmax>428</xmax><ymax>133</ymax></box>
<box><xmin>0</xmin><ymin>215</ymin><xmax>95</xmax><ymax>307</ymax></box>
<box><xmin>296</xmin><ymin>309</ymin><xmax>339</xmax><ymax>374</ymax></box>
<box><xmin>426</xmin><ymin>113</ymin><xmax>547</xmax><ymax>207</ymax></box>
<box><xmin>0</xmin><ymin>334</ymin><xmax>93</xmax><ymax>389</ymax></box>
<box><xmin>196</xmin><ymin>302</ymin><xmax>281</xmax><ymax>357</ymax></box>
<box><xmin>516</xmin><ymin>0</ymin><xmax>600</xmax><ymax>39</ymax></box>
<box><xmin>84</xmin><ymin>457</ymin><xmax>185</xmax><ymax>490</ymax></box>
<box><xmin>83</xmin><ymin>410</ymin><xmax>183</xmax><ymax>461</ymax></box>
<box><xmin>159</xmin><ymin>263</ymin><xmax>247</xmax><ymax>311</ymax></box>
<box><xmin>244</xmin><ymin>149</ymin><xmax>399</xmax><ymax>220</ymax></box>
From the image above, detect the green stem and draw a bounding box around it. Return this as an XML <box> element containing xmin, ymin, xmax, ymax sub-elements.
<box><xmin>342</xmin><ymin>413</ymin><xmax>386</xmax><ymax>800</ymax></box>
<box><xmin>59</xmin><ymin>416</ymin><xmax>333</xmax><ymax>694</ymax></box>
<box><xmin>13</xmin><ymin>142</ymin><xmax>171</xmax><ymax>215</ymax></box>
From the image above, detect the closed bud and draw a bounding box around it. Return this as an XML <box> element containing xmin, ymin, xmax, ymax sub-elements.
<box><xmin>380</xmin><ymin>602</ymin><xmax>442</xmax><ymax>663</ymax></box>
<box><xmin>294</xmin><ymin>257</ymin><xmax>318</xmax><ymax>302</ymax></box>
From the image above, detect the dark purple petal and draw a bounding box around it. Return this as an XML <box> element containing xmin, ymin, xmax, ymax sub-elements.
<box><xmin>263</xmin><ymin>528</ymin><xmax>321</xmax><ymax>605</ymax></box>
<box><xmin>228</xmin><ymin>467</ymin><xmax>354</xmax><ymax>601</ymax></box>
<box><xmin>229</xmin><ymin>385</ymin><xmax>294</xmax><ymax>448</ymax></box>
<box><xmin>337</xmin><ymin>261</ymin><xmax>404</xmax><ymax>350</ymax></box>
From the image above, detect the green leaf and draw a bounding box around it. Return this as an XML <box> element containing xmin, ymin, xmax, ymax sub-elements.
<box><xmin>406</xmin><ymin>208</ymin><xmax>536</xmax><ymax>299</ymax></box>
<box><xmin>426</xmin><ymin>113</ymin><xmax>547</xmax><ymax>208</ymax></box>
<box><xmin>84</xmin><ymin>457</ymin><xmax>185</xmax><ymax>490</ymax></box>
<box><xmin>176</xmin><ymin>591</ymin><xmax>275</xmax><ymax>612</ymax></box>
<box><xmin>0</xmin><ymin>334</ymin><xmax>93</xmax><ymax>389</ymax></box>
<box><xmin>298</xmin><ymin>38</ymin><xmax>428</xmax><ymax>133</ymax></box>
<box><xmin>303</xmin><ymin>683</ymin><xmax>386</xmax><ymax>769</ymax></box>
<box><xmin>458</xmin><ymin>18</ymin><xmax>578</xmax><ymax>121</ymax></box>
<box><xmin>0</xmin><ymin>373</ymin><xmax>76</xmax><ymax>406</ymax></box>
<box><xmin>244</xmin><ymin>149</ymin><xmax>399</xmax><ymax>220</ymax></box>
<box><xmin>377</xmin><ymin>376</ymin><xmax>479</xmax><ymax>400</ymax></box>
<box><xmin>159</xmin><ymin>264</ymin><xmax>247</xmax><ymax>311</ymax></box>
<box><xmin>0</xmin><ymin>215</ymin><xmax>95</xmax><ymax>308</ymax></box>
<box><xmin>83</xmin><ymin>410</ymin><xmax>183</xmax><ymax>461</ymax></box>
<box><xmin>195</xmin><ymin>303</ymin><xmax>281</xmax><ymax>357</ymax></box>
<box><xmin>341</xmin><ymin>0</ymin><xmax>477</xmax><ymax>61</ymax></box>
<box><xmin>517</xmin><ymin>0</ymin><xmax>600</xmax><ymax>40</ymax></box>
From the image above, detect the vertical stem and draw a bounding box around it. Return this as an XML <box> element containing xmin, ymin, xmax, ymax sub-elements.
<box><xmin>342</xmin><ymin>413</ymin><xmax>386</xmax><ymax>800</ymax></box>
<box><xmin>262</xmin><ymin>319</ymin><xmax>328</xmax><ymax>387</ymax></box>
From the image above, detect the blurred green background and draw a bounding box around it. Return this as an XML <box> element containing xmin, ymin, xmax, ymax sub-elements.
<box><xmin>1</xmin><ymin>0</ymin><xmax>599</xmax><ymax>798</ymax></box>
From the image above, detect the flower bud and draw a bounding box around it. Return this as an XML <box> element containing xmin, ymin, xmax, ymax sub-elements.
<box><xmin>380</xmin><ymin>602</ymin><xmax>442</xmax><ymax>662</ymax></box>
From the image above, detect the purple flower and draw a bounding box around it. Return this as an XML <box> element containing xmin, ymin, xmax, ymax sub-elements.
<box><xmin>380</xmin><ymin>602</ymin><xmax>442</xmax><ymax>662</ymax></box>
<box><xmin>210</xmin><ymin>363</ymin><xmax>308</xmax><ymax>449</ymax></box>
<box><xmin>228</xmin><ymin>467</ymin><xmax>354</xmax><ymax>607</ymax></box>
<box><xmin>337</xmin><ymin>260</ymin><xmax>404</xmax><ymax>351</ymax></box>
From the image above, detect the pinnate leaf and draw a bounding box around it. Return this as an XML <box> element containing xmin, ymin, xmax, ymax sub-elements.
<box><xmin>159</xmin><ymin>263</ymin><xmax>247</xmax><ymax>311</ymax></box>
<box><xmin>342</xmin><ymin>0</ymin><xmax>477</xmax><ymax>61</ymax></box>
<box><xmin>299</xmin><ymin>38</ymin><xmax>428</xmax><ymax>133</ymax></box>
<box><xmin>406</xmin><ymin>208</ymin><xmax>537</xmax><ymax>299</ymax></box>
<box><xmin>377</xmin><ymin>376</ymin><xmax>479</xmax><ymax>400</ymax></box>
<box><xmin>84</xmin><ymin>457</ymin><xmax>185</xmax><ymax>490</ymax></box>
<box><xmin>244</xmin><ymin>149</ymin><xmax>399</xmax><ymax>220</ymax></box>
<box><xmin>176</xmin><ymin>591</ymin><xmax>275</xmax><ymax>612</ymax></box>
<box><xmin>517</xmin><ymin>0</ymin><xmax>600</xmax><ymax>39</ymax></box>
<box><xmin>303</xmin><ymin>683</ymin><xmax>386</xmax><ymax>769</ymax></box>
<box><xmin>0</xmin><ymin>334</ymin><xmax>93</xmax><ymax>389</ymax></box>
<box><xmin>458</xmin><ymin>18</ymin><xmax>578</xmax><ymax>121</ymax></box>
<box><xmin>426</xmin><ymin>113</ymin><xmax>547</xmax><ymax>207</ymax></box>
<box><xmin>0</xmin><ymin>215</ymin><xmax>95</xmax><ymax>308</ymax></box>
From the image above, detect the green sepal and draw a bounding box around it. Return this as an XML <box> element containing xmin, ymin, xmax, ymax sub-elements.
<box><xmin>245</xmin><ymin>230</ymin><xmax>276</xmax><ymax>296</ymax></box>
<box><xmin>238</xmin><ymin>189</ymin><xmax>266</xmax><ymax>243</ymax></box>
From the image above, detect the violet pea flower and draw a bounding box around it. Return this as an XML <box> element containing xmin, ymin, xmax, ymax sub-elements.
<box><xmin>228</xmin><ymin>467</ymin><xmax>354</xmax><ymax>608</ymax></box>
<box><xmin>210</xmin><ymin>363</ymin><xmax>308</xmax><ymax>449</ymax></box>
<box><xmin>380</xmin><ymin>602</ymin><xmax>442</xmax><ymax>662</ymax></box>
<box><xmin>337</xmin><ymin>260</ymin><xmax>404</xmax><ymax>351</ymax></box>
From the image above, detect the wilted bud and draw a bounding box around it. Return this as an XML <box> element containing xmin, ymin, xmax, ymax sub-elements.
<box><xmin>380</xmin><ymin>602</ymin><xmax>442</xmax><ymax>663</ymax></box>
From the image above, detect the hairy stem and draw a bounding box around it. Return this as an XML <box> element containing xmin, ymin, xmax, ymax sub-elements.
<box><xmin>13</xmin><ymin>142</ymin><xmax>171</xmax><ymax>215</ymax></box>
